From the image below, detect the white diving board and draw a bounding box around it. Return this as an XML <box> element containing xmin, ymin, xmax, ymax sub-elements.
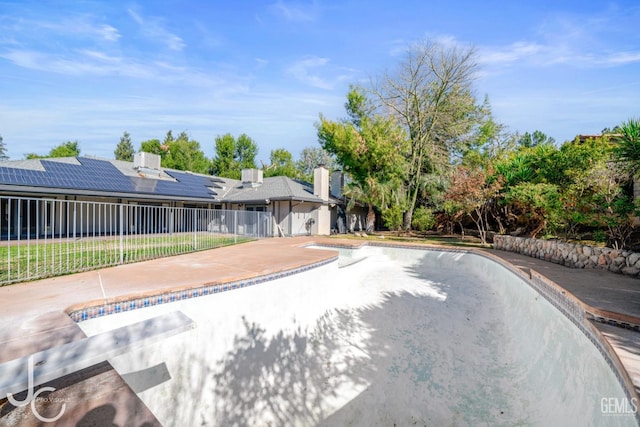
<box><xmin>0</xmin><ymin>311</ymin><xmax>196</xmax><ymax>398</ymax></box>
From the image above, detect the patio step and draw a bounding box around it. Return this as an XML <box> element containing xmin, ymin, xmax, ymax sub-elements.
<box><xmin>0</xmin><ymin>311</ymin><xmax>195</xmax><ymax>398</ymax></box>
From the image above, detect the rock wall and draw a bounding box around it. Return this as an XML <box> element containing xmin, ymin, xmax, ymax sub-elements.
<box><xmin>493</xmin><ymin>235</ymin><xmax>640</xmax><ymax>278</ymax></box>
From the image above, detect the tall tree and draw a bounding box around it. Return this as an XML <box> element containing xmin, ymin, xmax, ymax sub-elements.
<box><xmin>114</xmin><ymin>131</ymin><xmax>135</xmax><ymax>161</ymax></box>
<box><xmin>0</xmin><ymin>134</ymin><xmax>7</xmax><ymax>161</ymax></box>
<box><xmin>163</xmin><ymin>130</ymin><xmax>175</xmax><ymax>148</ymax></box>
<box><xmin>297</xmin><ymin>146</ymin><xmax>335</xmax><ymax>182</ymax></box>
<box><xmin>371</xmin><ymin>39</ymin><xmax>480</xmax><ymax>230</ymax></box>
<box><xmin>50</xmin><ymin>140</ymin><xmax>81</xmax><ymax>157</ymax></box>
<box><xmin>139</xmin><ymin>139</ymin><xmax>167</xmax><ymax>158</ymax></box>
<box><xmin>27</xmin><ymin>141</ymin><xmax>81</xmax><ymax>159</ymax></box>
<box><xmin>263</xmin><ymin>148</ymin><xmax>298</xmax><ymax>178</ymax></box>
<box><xmin>317</xmin><ymin>85</ymin><xmax>408</xmax><ymax>232</ymax></box>
<box><xmin>462</xmin><ymin>97</ymin><xmax>516</xmax><ymax>167</ymax></box>
<box><xmin>211</xmin><ymin>133</ymin><xmax>258</xmax><ymax>179</ymax></box>
<box><xmin>517</xmin><ymin>130</ymin><xmax>555</xmax><ymax>148</ymax></box>
<box><xmin>163</xmin><ymin>131</ymin><xmax>210</xmax><ymax>173</ymax></box>
<box><xmin>211</xmin><ymin>134</ymin><xmax>237</xmax><ymax>178</ymax></box>
<box><xmin>235</xmin><ymin>134</ymin><xmax>259</xmax><ymax>170</ymax></box>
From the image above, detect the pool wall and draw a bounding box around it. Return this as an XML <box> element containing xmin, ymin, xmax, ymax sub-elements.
<box><xmin>454</xmin><ymin>247</ymin><xmax>638</xmax><ymax>425</ymax></box>
<box><xmin>321</xmin><ymin>244</ymin><xmax>640</xmax><ymax>423</ymax></box>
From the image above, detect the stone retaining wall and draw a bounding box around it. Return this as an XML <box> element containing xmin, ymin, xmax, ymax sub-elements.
<box><xmin>493</xmin><ymin>235</ymin><xmax>640</xmax><ymax>278</ymax></box>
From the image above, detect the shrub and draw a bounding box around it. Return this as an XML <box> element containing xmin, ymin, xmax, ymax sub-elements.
<box><xmin>412</xmin><ymin>206</ymin><xmax>436</xmax><ymax>232</ymax></box>
<box><xmin>382</xmin><ymin>205</ymin><xmax>404</xmax><ymax>231</ymax></box>
<box><xmin>593</xmin><ymin>229</ymin><xmax>606</xmax><ymax>243</ymax></box>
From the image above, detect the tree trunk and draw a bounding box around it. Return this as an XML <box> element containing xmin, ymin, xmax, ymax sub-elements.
<box><xmin>473</xmin><ymin>208</ymin><xmax>487</xmax><ymax>245</ymax></box>
<box><xmin>530</xmin><ymin>220</ymin><xmax>546</xmax><ymax>238</ymax></box>
<box><xmin>366</xmin><ymin>204</ymin><xmax>375</xmax><ymax>233</ymax></box>
<box><xmin>403</xmin><ymin>210</ymin><xmax>413</xmax><ymax>231</ymax></box>
<box><xmin>403</xmin><ymin>147</ymin><xmax>423</xmax><ymax>231</ymax></box>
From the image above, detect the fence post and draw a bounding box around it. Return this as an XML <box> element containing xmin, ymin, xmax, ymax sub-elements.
<box><xmin>193</xmin><ymin>209</ymin><xmax>197</xmax><ymax>250</ymax></box>
<box><xmin>234</xmin><ymin>210</ymin><xmax>238</xmax><ymax>244</ymax></box>
<box><xmin>73</xmin><ymin>202</ymin><xmax>77</xmax><ymax>239</ymax></box>
<box><xmin>119</xmin><ymin>204</ymin><xmax>124</xmax><ymax>264</ymax></box>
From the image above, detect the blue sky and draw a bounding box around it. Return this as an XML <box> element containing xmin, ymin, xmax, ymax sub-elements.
<box><xmin>1</xmin><ymin>1</ymin><xmax>639</xmax><ymax>163</ymax></box>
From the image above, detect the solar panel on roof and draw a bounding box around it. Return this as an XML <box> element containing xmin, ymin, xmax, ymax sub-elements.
<box><xmin>0</xmin><ymin>157</ymin><xmax>218</xmax><ymax>201</ymax></box>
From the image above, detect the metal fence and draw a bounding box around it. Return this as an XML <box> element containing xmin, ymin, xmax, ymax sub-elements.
<box><xmin>0</xmin><ymin>196</ymin><xmax>272</xmax><ymax>285</ymax></box>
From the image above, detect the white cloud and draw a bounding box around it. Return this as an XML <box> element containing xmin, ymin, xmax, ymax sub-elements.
<box><xmin>127</xmin><ymin>9</ymin><xmax>185</xmax><ymax>51</ymax></box>
<box><xmin>271</xmin><ymin>0</ymin><xmax>318</xmax><ymax>22</ymax></box>
<box><xmin>285</xmin><ymin>56</ymin><xmax>355</xmax><ymax>91</ymax></box>
<box><xmin>97</xmin><ymin>24</ymin><xmax>121</xmax><ymax>42</ymax></box>
<box><xmin>255</xmin><ymin>58</ymin><xmax>269</xmax><ymax>68</ymax></box>
<box><xmin>1</xmin><ymin>15</ymin><xmax>121</xmax><ymax>44</ymax></box>
<box><xmin>81</xmin><ymin>49</ymin><xmax>122</xmax><ymax>63</ymax></box>
<box><xmin>479</xmin><ymin>40</ymin><xmax>640</xmax><ymax>69</ymax></box>
<box><xmin>603</xmin><ymin>51</ymin><xmax>640</xmax><ymax>66</ymax></box>
<box><xmin>194</xmin><ymin>21</ymin><xmax>224</xmax><ymax>49</ymax></box>
<box><xmin>287</xmin><ymin>56</ymin><xmax>334</xmax><ymax>90</ymax></box>
<box><xmin>0</xmin><ymin>49</ymin><xmax>152</xmax><ymax>77</ymax></box>
<box><xmin>480</xmin><ymin>42</ymin><xmax>544</xmax><ymax>65</ymax></box>
<box><xmin>432</xmin><ymin>35</ymin><xmax>463</xmax><ymax>51</ymax></box>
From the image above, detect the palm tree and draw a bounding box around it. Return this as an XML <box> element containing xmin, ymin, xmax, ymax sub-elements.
<box><xmin>344</xmin><ymin>176</ymin><xmax>405</xmax><ymax>233</ymax></box>
<box><xmin>613</xmin><ymin>118</ymin><xmax>640</xmax><ymax>175</ymax></box>
<box><xmin>344</xmin><ymin>180</ymin><xmax>378</xmax><ymax>233</ymax></box>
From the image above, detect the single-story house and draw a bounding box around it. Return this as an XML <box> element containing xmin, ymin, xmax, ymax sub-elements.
<box><xmin>0</xmin><ymin>152</ymin><xmax>345</xmax><ymax>238</ymax></box>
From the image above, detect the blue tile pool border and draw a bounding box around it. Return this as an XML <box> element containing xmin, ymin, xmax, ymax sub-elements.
<box><xmin>68</xmin><ymin>255</ymin><xmax>338</xmax><ymax>323</ymax></box>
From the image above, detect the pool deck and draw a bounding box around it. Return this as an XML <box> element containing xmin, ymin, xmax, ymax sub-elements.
<box><xmin>1</xmin><ymin>236</ymin><xmax>640</xmax><ymax>423</ymax></box>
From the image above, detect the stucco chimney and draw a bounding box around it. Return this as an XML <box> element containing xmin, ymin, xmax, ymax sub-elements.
<box><xmin>313</xmin><ymin>166</ymin><xmax>329</xmax><ymax>201</ymax></box>
<box><xmin>313</xmin><ymin>166</ymin><xmax>330</xmax><ymax>236</ymax></box>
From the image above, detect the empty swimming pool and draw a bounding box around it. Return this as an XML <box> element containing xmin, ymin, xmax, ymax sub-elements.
<box><xmin>79</xmin><ymin>245</ymin><xmax>637</xmax><ymax>426</ymax></box>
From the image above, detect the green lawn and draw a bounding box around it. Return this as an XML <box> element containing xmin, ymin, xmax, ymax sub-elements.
<box><xmin>0</xmin><ymin>234</ymin><xmax>252</xmax><ymax>286</ymax></box>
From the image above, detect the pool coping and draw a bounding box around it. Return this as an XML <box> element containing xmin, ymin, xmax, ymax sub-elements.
<box><xmin>66</xmin><ymin>254</ymin><xmax>338</xmax><ymax>322</ymax></box>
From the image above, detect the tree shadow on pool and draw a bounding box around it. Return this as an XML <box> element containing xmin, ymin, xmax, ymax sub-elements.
<box><xmin>210</xmin><ymin>308</ymin><xmax>375</xmax><ymax>426</ymax></box>
<box><xmin>207</xmin><ymin>282</ymin><xmax>528</xmax><ymax>426</ymax></box>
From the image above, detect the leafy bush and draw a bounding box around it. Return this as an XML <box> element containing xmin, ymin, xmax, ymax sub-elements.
<box><xmin>593</xmin><ymin>229</ymin><xmax>606</xmax><ymax>243</ymax></box>
<box><xmin>382</xmin><ymin>205</ymin><xmax>404</xmax><ymax>231</ymax></box>
<box><xmin>503</xmin><ymin>182</ymin><xmax>563</xmax><ymax>237</ymax></box>
<box><xmin>412</xmin><ymin>206</ymin><xmax>436</xmax><ymax>232</ymax></box>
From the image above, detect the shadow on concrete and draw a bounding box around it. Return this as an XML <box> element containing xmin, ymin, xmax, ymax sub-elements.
<box><xmin>75</xmin><ymin>404</ymin><xmax>158</xmax><ymax>427</ymax></box>
<box><xmin>76</xmin><ymin>404</ymin><xmax>118</xmax><ymax>427</ymax></box>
